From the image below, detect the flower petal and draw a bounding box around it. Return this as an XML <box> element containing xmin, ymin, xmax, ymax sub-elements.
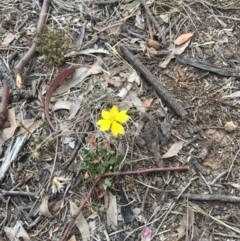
<box><xmin>116</xmin><ymin>110</ymin><xmax>130</xmax><ymax>123</ymax></box>
<box><xmin>97</xmin><ymin>119</ymin><xmax>111</xmax><ymax>131</ymax></box>
<box><xmin>101</xmin><ymin>110</ymin><xmax>111</xmax><ymax>120</ymax></box>
<box><xmin>111</xmin><ymin>121</ymin><xmax>124</xmax><ymax>137</ymax></box>
<box><xmin>110</xmin><ymin>105</ymin><xmax>119</xmax><ymax>117</ymax></box>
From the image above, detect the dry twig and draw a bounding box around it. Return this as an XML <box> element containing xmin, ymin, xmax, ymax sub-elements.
<box><xmin>94</xmin><ymin>0</ymin><xmax>120</xmax><ymax>5</ymax></box>
<box><xmin>14</xmin><ymin>0</ymin><xmax>51</xmax><ymax>80</ymax></box>
<box><xmin>120</xmin><ymin>46</ymin><xmax>187</xmax><ymax>118</ymax></box>
<box><xmin>138</xmin><ymin>0</ymin><xmax>165</xmax><ymax>43</ymax></box>
<box><xmin>0</xmin><ymin>80</ymin><xmax>10</xmax><ymax>127</ymax></box>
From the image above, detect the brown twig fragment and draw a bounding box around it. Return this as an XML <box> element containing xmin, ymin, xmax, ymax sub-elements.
<box><xmin>14</xmin><ymin>0</ymin><xmax>51</xmax><ymax>80</ymax></box>
<box><xmin>138</xmin><ymin>0</ymin><xmax>165</xmax><ymax>43</ymax></box>
<box><xmin>0</xmin><ymin>79</ymin><xmax>10</xmax><ymax>127</ymax></box>
<box><xmin>146</xmin><ymin>14</ymin><xmax>153</xmax><ymax>40</ymax></box>
<box><xmin>120</xmin><ymin>46</ymin><xmax>187</xmax><ymax>118</ymax></box>
<box><xmin>60</xmin><ymin>166</ymin><xmax>189</xmax><ymax>241</ymax></box>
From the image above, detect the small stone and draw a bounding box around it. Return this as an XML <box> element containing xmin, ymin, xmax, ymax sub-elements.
<box><xmin>156</xmin><ymin>177</ymin><xmax>163</xmax><ymax>188</ymax></box>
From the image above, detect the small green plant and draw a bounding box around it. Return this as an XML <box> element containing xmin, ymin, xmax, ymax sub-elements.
<box><xmin>35</xmin><ymin>27</ymin><xmax>70</xmax><ymax>66</ymax></box>
<box><xmin>30</xmin><ymin>135</ymin><xmax>54</xmax><ymax>159</ymax></box>
<box><xmin>80</xmin><ymin>146</ymin><xmax>123</xmax><ymax>185</ymax></box>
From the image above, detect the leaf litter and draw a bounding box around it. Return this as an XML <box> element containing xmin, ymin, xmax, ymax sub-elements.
<box><xmin>1</xmin><ymin>0</ymin><xmax>240</xmax><ymax>241</ymax></box>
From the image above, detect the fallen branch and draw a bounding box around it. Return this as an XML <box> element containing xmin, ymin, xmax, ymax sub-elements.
<box><xmin>183</xmin><ymin>193</ymin><xmax>240</xmax><ymax>202</ymax></box>
<box><xmin>1</xmin><ymin>190</ymin><xmax>36</xmax><ymax>197</ymax></box>
<box><xmin>120</xmin><ymin>46</ymin><xmax>187</xmax><ymax>119</ymax></box>
<box><xmin>60</xmin><ymin>166</ymin><xmax>189</xmax><ymax>241</ymax></box>
<box><xmin>14</xmin><ymin>0</ymin><xmax>51</xmax><ymax>81</ymax></box>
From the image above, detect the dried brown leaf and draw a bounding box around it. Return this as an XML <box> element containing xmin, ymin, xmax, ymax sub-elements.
<box><xmin>159</xmin><ymin>13</ymin><xmax>169</xmax><ymax>23</ymax></box>
<box><xmin>4</xmin><ymin>220</ymin><xmax>31</xmax><ymax>241</ymax></box>
<box><xmin>2</xmin><ymin>33</ymin><xmax>15</xmax><ymax>46</ymax></box>
<box><xmin>104</xmin><ymin>191</ymin><xmax>118</xmax><ymax>229</ymax></box>
<box><xmin>87</xmin><ymin>135</ymin><xmax>97</xmax><ymax>148</ymax></box>
<box><xmin>39</xmin><ymin>195</ymin><xmax>53</xmax><ymax>218</ymax></box>
<box><xmin>16</xmin><ymin>119</ymin><xmax>41</xmax><ymax>136</ymax></box>
<box><xmin>68</xmin><ymin>235</ymin><xmax>77</xmax><ymax>241</ymax></box>
<box><xmin>174</xmin><ymin>33</ymin><xmax>193</xmax><ymax>46</ymax></box>
<box><xmin>102</xmin><ymin>139</ymin><xmax>111</xmax><ymax>151</ymax></box>
<box><xmin>128</xmin><ymin>70</ymin><xmax>141</xmax><ymax>85</ymax></box>
<box><xmin>3</xmin><ymin>108</ymin><xmax>18</xmax><ymax>140</ymax></box>
<box><xmin>117</xmin><ymin>83</ymin><xmax>133</xmax><ymax>98</ymax></box>
<box><xmin>177</xmin><ymin>207</ymin><xmax>195</xmax><ymax>241</ymax></box>
<box><xmin>129</xmin><ymin>91</ymin><xmax>145</xmax><ymax>112</ymax></box>
<box><xmin>160</xmin><ymin>39</ymin><xmax>191</xmax><ymax>68</ymax></box>
<box><xmin>69</xmin><ymin>201</ymin><xmax>90</xmax><ymax>241</ymax></box>
<box><xmin>104</xmin><ymin>75</ymin><xmax>124</xmax><ymax>87</ymax></box>
<box><xmin>229</xmin><ymin>182</ymin><xmax>240</xmax><ymax>191</ymax></box>
<box><xmin>142</xmin><ymin>98</ymin><xmax>154</xmax><ymax>107</ymax></box>
<box><xmin>162</xmin><ymin>141</ymin><xmax>183</xmax><ymax>158</ymax></box>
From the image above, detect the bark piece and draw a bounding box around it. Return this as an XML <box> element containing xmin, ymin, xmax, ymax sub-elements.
<box><xmin>175</xmin><ymin>54</ymin><xmax>240</xmax><ymax>77</ymax></box>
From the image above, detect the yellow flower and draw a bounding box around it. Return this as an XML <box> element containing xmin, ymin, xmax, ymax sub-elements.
<box><xmin>97</xmin><ymin>105</ymin><xmax>130</xmax><ymax>137</ymax></box>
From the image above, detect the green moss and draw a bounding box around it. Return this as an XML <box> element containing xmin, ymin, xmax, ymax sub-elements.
<box><xmin>35</xmin><ymin>27</ymin><xmax>70</xmax><ymax>67</ymax></box>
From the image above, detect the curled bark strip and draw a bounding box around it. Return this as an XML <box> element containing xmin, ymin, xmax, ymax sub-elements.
<box><xmin>45</xmin><ymin>67</ymin><xmax>78</xmax><ymax>130</ymax></box>
<box><xmin>0</xmin><ymin>79</ymin><xmax>10</xmax><ymax>127</ymax></box>
<box><xmin>14</xmin><ymin>0</ymin><xmax>51</xmax><ymax>78</ymax></box>
<box><xmin>120</xmin><ymin>46</ymin><xmax>187</xmax><ymax>118</ymax></box>
<box><xmin>60</xmin><ymin>166</ymin><xmax>189</xmax><ymax>241</ymax></box>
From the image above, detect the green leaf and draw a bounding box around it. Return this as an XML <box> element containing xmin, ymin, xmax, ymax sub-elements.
<box><xmin>117</xmin><ymin>155</ymin><xmax>124</xmax><ymax>163</ymax></box>
<box><xmin>108</xmin><ymin>157</ymin><xmax>117</xmax><ymax>165</ymax></box>
<box><xmin>97</xmin><ymin>165</ymin><xmax>106</xmax><ymax>174</ymax></box>
<box><xmin>108</xmin><ymin>150</ymin><xmax>115</xmax><ymax>156</ymax></box>
<box><xmin>83</xmin><ymin>148</ymin><xmax>96</xmax><ymax>157</ymax></box>
<box><xmin>99</xmin><ymin>147</ymin><xmax>107</xmax><ymax>159</ymax></box>
<box><xmin>103</xmin><ymin>178</ymin><xmax>112</xmax><ymax>187</ymax></box>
